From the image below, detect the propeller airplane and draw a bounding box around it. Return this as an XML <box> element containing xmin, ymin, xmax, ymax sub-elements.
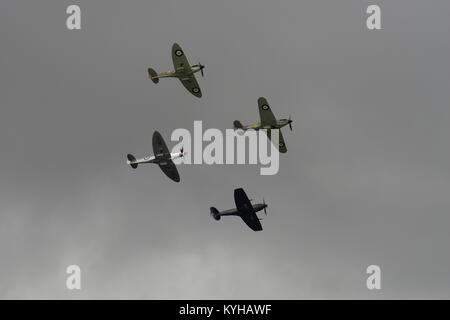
<box><xmin>210</xmin><ymin>188</ymin><xmax>268</xmax><ymax>231</ymax></box>
<box><xmin>148</xmin><ymin>43</ymin><xmax>205</xmax><ymax>98</ymax></box>
<box><xmin>233</xmin><ymin>97</ymin><xmax>292</xmax><ymax>153</ymax></box>
<box><xmin>127</xmin><ymin>131</ymin><xmax>186</xmax><ymax>183</ymax></box>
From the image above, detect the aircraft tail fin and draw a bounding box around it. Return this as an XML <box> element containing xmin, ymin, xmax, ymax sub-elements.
<box><xmin>233</xmin><ymin>120</ymin><xmax>243</xmax><ymax>131</ymax></box>
<box><xmin>148</xmin><ymin>68</ymin><xmax>159</xmax><ymax>83</ymax></box>
<box><xmin>210</xmin><ymin>207</ymin><xmax>221</xmax><ymax>221</ymax></box>
<box><xmin>127</xmin><ymin>154</ymin><xmax>138</xmax><ymax>169</ymax></box>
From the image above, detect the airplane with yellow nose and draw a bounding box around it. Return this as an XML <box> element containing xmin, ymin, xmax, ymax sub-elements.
<box><xmin>233</xmin><ymin>97</ymin><xmax>292</xmax><ymax>153</ymax></box>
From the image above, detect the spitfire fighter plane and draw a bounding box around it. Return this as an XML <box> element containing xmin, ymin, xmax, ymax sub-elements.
<box><xmin>147</xmin><ymin>43</ymin><xmax>205</xmax><ymax>98</ymax></box>
<box><xmin>210</xmin><ymin>188</ymin><xmax>268</xmax><ymax>232</ymax></box>
<box><xmin>127</xmin><ymin>131</ymin><xmax>186</xmax><ymax>183</ymax></box>
<box><xmin>233</xmin><ymin>97</ymin><xmax>293</xmax><ymax>153</ymax></box>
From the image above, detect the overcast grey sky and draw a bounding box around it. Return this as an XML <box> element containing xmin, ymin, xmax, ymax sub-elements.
<box><xmin>1</xmin><ymin>0</ymin><xmax>450</xmax><ymax>299</ymax></box>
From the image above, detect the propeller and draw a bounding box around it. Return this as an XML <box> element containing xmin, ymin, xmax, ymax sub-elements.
<box><xmin>180</xmin><ymin>147</ymin><xmax>184</xmax><ymax>157</ymax></box>
<box><xmin>288</xmin><ymin>115</ymin><xmax>293</xmax><ymax>131</ymax></box>
<box><xmin>258</xmin><ymin>199</ymin><xmax>267</xmax><ymax>221</ymax></box>
<box><xmin>198</xmin><ymin>62</ymin><xmax>204</xmax><ymax>77</ymax></box>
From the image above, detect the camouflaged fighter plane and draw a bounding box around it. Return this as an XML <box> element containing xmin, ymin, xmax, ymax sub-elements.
<box><xmin>127</xmin><ymin>131</ymin><xmax>187</xmax><ymax>183</ymax></box>
<box><xmin>210</xmin><ymin>188</ymin><xmax>268</xmax><ymax>232</ymax></box>
<box><xmin>233</xmin><ymin>97</ymin><xmax>293</xmax><ymax>153</ymax></box>
<box><xmin>147</xmin><ymin>43</ymin><xmax>205</xmax><ymax>98</ymax></box>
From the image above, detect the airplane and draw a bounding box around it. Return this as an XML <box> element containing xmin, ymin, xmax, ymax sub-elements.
<box><xmin>210</xmin><ymin>188</ymin><xmax>268</xmax><ymax>232</ymax></box>
<box><xmin>147</xmin><ymin>43</ymin><xmax>205</xmax><ymax>98</ymax></box>
<box><xmin>233</xmin><ymin>97</ymin><xmax>293</xmax><ymax>153</ymax></box>
<box><xmin>127</xmin><ymin>131</ymin><xmax>186</xmax><ymax>183</ymax></box>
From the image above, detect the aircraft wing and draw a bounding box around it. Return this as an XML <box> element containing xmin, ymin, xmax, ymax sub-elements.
<box><xmin>152</xmin><ymin>131</ymin><xmax>170</xmax><ymax>157</ymax></box>
<box><xmin>172</xmin><ymin>43</ymin><xmax>191</xmax><ymax>71</ymax></box>
<box><xmin>171</xmin><ymin>43</ymin><xmax>202</xmax><ymax>97</ymax></box>
<box><xmin>234</xmin><ymin>188</ymin><xmax>263</xmax><ymax>231</ymax></box>
<box><xmin>159</xmin><ymin>159</ymin><xmax>181</xmax><ymax>182</ymax></box>
<box><xmin>267</xmin><ymin>129</ymin><xmax>287</xmax><ymax>153</ymax></box>
<box><xmin>179</xmin><ymin>76</ymin><xmax>202</xmax><ymax>98</ymax></box>
<box><xmin>258</xmin><ymin>97</ymin><xmax>277</xmax><ymax>127</ymax></box>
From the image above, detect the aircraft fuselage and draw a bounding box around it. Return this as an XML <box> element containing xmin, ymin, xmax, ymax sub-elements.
<box><xmin>157</xmin><ymin>65</ymin><xmax>202</xmax><ymax>79</ymax></box>
<box><xmin>127</xmin><ymin>152</ymin><xmax>185</xmax><ymax>166</ymax></box>
<box><xmin>243</xmin><ymin>118</ymin><xmax>291</xmax><ymax>131</ymax></box>
<box><xmin>216</xmin><ymin>202</ymin><xmax>267</xmax><ymax>217</ymax></box>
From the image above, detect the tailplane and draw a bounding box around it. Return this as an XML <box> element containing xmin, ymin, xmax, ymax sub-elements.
<box><xmin>148</xmin><ymin>68</ymin><xmax>159</xmax><ymax>83</ymax></box>
<box><xmin>127</xmin><ymin>154</ymin><xmax>138</xmax><ymax>169</ymax></box>
<box><xmin>233</xmin><ymin>120</ymin><xmax>244</xmax><ymax>131</ymax></box>
<box><xmin>210</xmin><ymin>207</ymin><xmax>221</xmax><ymax>221</ymax></box>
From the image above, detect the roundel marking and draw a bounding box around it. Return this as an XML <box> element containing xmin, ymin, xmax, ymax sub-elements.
<box><xmin>279</xmin><ymin>142</ymin><xmax>285</xmax><ymax>147</ymax></box>
<box><xmin>261</xmin><ymin>105</ymin><xmax>270</xmax><ymax>110</ymax></box>
<box><xmin>192</xmin><ymin>87</ymin><xmax>200</xmax><ymax>93</ymax></box>
<box><xmin>175</xmin><ymin>49</ymin><xmax>184</xmax><ymax>57</ymax></box>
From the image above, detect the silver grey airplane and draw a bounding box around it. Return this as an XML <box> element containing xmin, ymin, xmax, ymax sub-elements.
<box><xmin>127</xmin><ymin>131</ymin><xmax>186</xmax><ymax>183</ymax></box>
<box><xmin>210</xmin><ymin>188</ymin><xmax>268</xmax><ymax>231</ymax></box>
